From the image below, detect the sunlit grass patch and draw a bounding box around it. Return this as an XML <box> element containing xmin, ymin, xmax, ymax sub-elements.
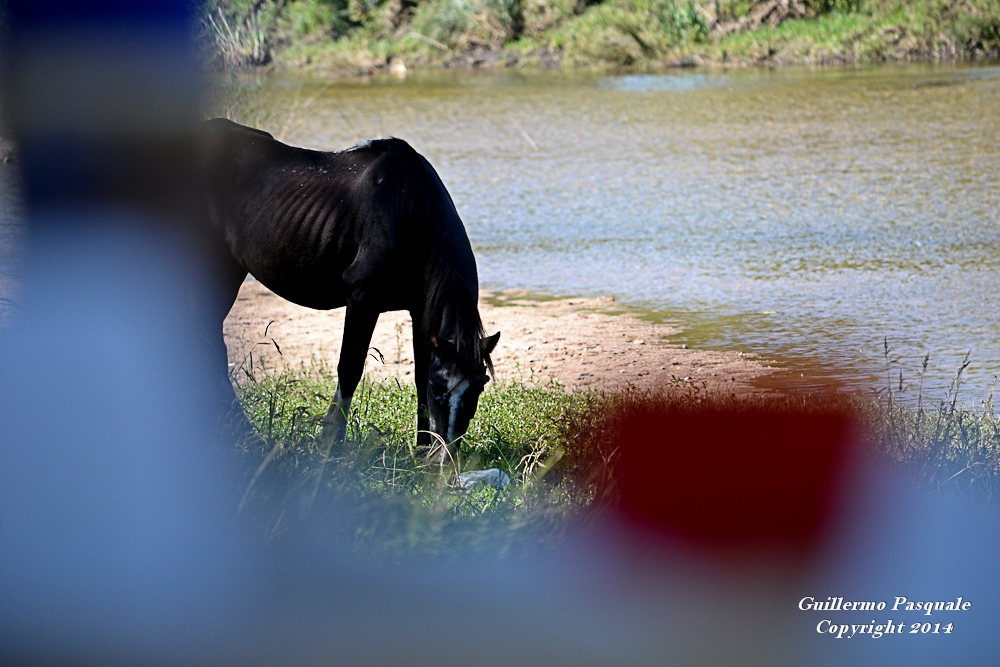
<box><xmin>514</xmin><ymin>0</ymin><xmax>711</xmax><ymax>68</ymax></box>
<box><xmin>708</xmin><ymin>10</ymin><xmax>879</xmax><ymax>63</ymax></box>
<box><xmin>234</xmin><ymin>364</ymin><xmax>597</xmax><ymax>558</ymax></box>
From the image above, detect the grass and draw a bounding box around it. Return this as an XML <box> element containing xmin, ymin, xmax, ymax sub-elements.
<box><xmin>230</xmin><ymin>352</ymin><xmax>726</xmax><ymax>559</ymax></box>
<box><xmin>862</xmin><ymin>341</ymin><xmax>1000</xmax><ymax>508</ymax></box>
<box><xmin>233</xmin><ymin>360</ymin><xmax>596</xmax><ymax>559</ymax></box>
<box><xmin>201</xmin><ymin>0</ymin><xmax>279</xmax><ymax>69</ymax></box>
<box><xmin>230</xmin><ymin>343</ymin><xmax>1000</xmax><ymax>561</ymax></box>
<box><xmin>704</xmin><ymin>0</ymin><xmax>1000</xmax><ymax>65</ymax></box>
<box><xmin>199</xmin><ymin>0</ymin><xmax>1000</xmax><ymax>75</ymax></box>
<box><xmin>864</xmin><ymin>390</ymin><xmax>1000</xmax><ymax>507</ymax></box>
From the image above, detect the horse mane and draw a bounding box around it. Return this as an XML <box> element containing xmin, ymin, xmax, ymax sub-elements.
<box><xmin>373</xmin><ymin>138</ymin><xmax>493</xmax><ymax>374</ymax></box>
<box><xmin>425</xmin><ymin>270</ymin><xmax>494</xmax><ymax>376</ymax></box>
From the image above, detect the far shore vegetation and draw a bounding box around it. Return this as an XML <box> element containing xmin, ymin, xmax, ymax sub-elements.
<box><xmin>233</xmin><ymin>345</ymin><xmax>1000</xmax><ymax>559</ymax></box>
<box><xmin>201</xmin><ymin>0</ymin><xmax>1000</xmax><ymax>76</ymax></box>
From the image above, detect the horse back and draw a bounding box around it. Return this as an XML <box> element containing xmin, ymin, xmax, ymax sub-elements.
<box><xmin>200</xmin><ymin>119</ymin><xmax>476</xmax><ymax>315</ymax></box>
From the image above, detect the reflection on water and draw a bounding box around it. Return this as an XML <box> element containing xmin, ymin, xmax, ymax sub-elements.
<box><xmin>601</xmin><ymin>72</ymin><xmax>729</xmax><ymax>93</ymax></box>
<box><xmin>4</xmin><ymin>64</ymin><xmax>998</xmax><ymax>401</ymax></box>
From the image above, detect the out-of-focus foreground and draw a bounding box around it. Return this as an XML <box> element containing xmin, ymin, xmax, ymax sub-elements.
<box><xmin>2</xmin><ymin>2</ymin><xmax>1000</xmax><ymax>666</ymax></box>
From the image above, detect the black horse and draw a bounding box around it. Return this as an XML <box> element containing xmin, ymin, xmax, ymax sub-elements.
<box><xmin>198</xmin><ymin>118</ymin><xmax>499</xmax><ymax>456</ymax></box>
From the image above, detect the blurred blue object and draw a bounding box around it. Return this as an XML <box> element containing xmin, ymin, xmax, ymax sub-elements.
<box><xmin>6</xmin><ymin>0</ymin><xmax>189</xmax><ymax>22</ymax></box>
<box><xmin>0</xmin><ymin>218</ymin><xmax>261</xmax><ymax>665</ymax></box>
<box><xmin>0</xmin><ymin>1</ymin><xmax>258</xmax><ymax>664</ymax></box>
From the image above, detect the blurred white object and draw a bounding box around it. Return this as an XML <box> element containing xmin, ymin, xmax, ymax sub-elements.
<box><xmin>457</xmin><ymin>469</ymin><xmax>510</xmax><ymax>491</ymax></box>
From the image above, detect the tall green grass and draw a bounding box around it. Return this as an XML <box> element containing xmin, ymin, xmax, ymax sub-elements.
<box><xmin>233</xmin><ymin>361</ymin><xmax>597</xmax><ymax>558</ymax></box>
<box><xmin>864</xmin><ymin>390</ymin><xmax>1000</xmax><ymax>506</ymax></box>
<box><xmin>862</xmin><ymin>343</ymin><xmax>1000</xmax><ymax>508</ymax></box>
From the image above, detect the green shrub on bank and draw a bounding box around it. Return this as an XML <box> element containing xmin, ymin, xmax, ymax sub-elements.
<box><xmin>408</xmin><ymin>0</ymin><xmax>523</xmax><ymax>51</ymax></box>
<box><xmin>531</xmin><ymin>0</ymin><xmax>1000</xmax><ymax>68</ymax></box>
<box><xmin>199</xmin><ymin>0</ymin><xmax>1000</xmax><ymax>73</ymax></box>
<box><xmin>527</xmin><ymin>0</ymin><xmax>710</xmax><ymax>68</ymax></box>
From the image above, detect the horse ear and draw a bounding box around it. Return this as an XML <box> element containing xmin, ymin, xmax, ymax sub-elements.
<box><xmin>429</xmin><ymin>335</ymin><xmax>459</xmax><ymax>361</ymax></box>
<box><xmin>480</xmin><ymin>331</ymin><xmax>500</xmax><ymax>356</ymax></box>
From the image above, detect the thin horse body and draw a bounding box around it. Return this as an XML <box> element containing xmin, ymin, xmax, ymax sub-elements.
<box><xmin>198</xmin><ymin>118</ymin><xmax>499</xmax><ymax>455</ymax></box>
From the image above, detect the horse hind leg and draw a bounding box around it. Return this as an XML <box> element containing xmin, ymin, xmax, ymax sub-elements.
<box><xmin>197</xmin><ymin>253</ymin><xmax>253</xmax><ymax>445</ymax></box>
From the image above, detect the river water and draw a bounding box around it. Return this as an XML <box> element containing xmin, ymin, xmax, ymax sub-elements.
<box><xmin>250</xmin><ymin>64</ymin><xmax>1000</xmax><ymax>402</ymax></box>
<box><xmin>3</xmin><ymin>64</ymin><xmax>999</xmax><ymax>401</ymax></box>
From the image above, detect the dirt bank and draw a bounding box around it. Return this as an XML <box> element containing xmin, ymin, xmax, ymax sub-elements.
<box><xmin>225</xmin><ymin>280</ymin><xmax>777</xmax><ymax>396</ymax></box>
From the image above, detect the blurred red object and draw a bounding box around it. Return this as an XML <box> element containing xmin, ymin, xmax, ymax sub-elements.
<box><xmin>612</xmin><ymin>404</ymin><xmax>857</xmax><ymax>559</ymax></box>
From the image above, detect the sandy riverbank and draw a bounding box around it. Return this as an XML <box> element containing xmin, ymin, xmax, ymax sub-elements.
<box><xmin>224</xmin><ymin>280</ymin><xmax>778</xmax><ymax>396</ymax></box>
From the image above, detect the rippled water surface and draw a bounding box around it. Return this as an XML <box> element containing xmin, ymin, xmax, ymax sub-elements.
<box><xmin>255</xmin><ymin>64</ymin><xmax>999</xmax><ymax>400</ymax></box>
<box><xmin>3</xmin><ymin>64</ymin><xmax>999</xmax><ymax>400</ymax></box>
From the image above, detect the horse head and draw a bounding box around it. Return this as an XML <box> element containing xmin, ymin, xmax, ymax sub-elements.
<box><xmin>426</xmin><ymin>331</ymin><xmax>500</xmax><ymax>456</ymax></box>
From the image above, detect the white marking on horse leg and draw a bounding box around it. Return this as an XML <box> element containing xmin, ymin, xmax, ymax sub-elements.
<box><xmin>334</xmin><ymin>386</ymin><xmax>354</xmax><ymax>416</ymax></box>
<box><xmin>447</xmin><ymin>379</ymin><xmax>470</xmax><ymax>443</ymax></box>
<box><xmin>310</xmin><ymin>384</ymin><xmax>357</xmax><ymax>518</ymax></box>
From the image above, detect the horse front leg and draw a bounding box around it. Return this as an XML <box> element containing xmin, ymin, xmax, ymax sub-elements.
<box><xmin>411</xmin><ymin>315</ymin><xmax>431</xmax><ymax>449</ymax></box>
<box><xmin>320</xmin><ymin>299</ymin><xmax>380</xmax><ymax>453</ymax></box>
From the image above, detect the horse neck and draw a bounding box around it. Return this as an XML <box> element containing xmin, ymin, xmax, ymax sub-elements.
<box><xmin>424</xmin><ymin>276</ymin><xmax>482</xmax><ymax>361</ymax></box>
<box><xmin>411</xmin><ymin>167</ymin><xmax>481</xmax><ymax>356</ymax></box>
